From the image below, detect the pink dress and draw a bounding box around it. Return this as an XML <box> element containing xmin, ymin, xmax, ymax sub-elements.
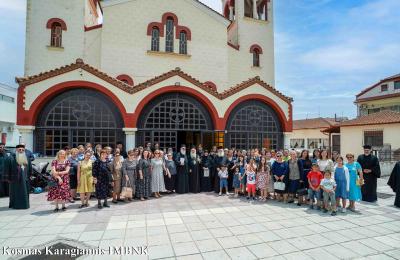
<box><xmin>256</xmin><ymin>170</ymin><xmax>270</xmax><ymax>189</ymax></box>
<box><xmin>47</xmin><ymin>160</ymin><xmax>71</xmax><ymax>202</ymax></box>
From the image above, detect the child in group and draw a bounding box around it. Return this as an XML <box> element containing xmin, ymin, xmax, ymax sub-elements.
<box><xmin>233</xmin><ymin>166</ymin><xmax>241</xmax><ymax>197</ymax></box>
<box><xmin>246</xmin><ymin>164</ymin><xmax>257</xmax><ymax>200</ymax></box>
<box><xmin>218</xmin><ymin>165</ymin><xmax>229</xmax><ymax>196</ymax></box>
<box><xmin>334</xmin><ymin>156</ymin><xmax>350</xmax><ymax>213</ymax></box>
<box><xmin>320</xmin><ymin>170</ymin><xmax>337</xmax><ymax>216</ymax></box>
<box><xmin>307</xmin><ymin>163</ymin><xmax>324</xmax><ymax>210</ymax></box>
<box><xmin>256</xmin><ymin>157</ymin><xmax>270</xmax><ymax>201</ymax></box>
<box><xmin>237</xmin><ymin>156</ymin><xmax>247</xmax><ymax>196</ymax></box>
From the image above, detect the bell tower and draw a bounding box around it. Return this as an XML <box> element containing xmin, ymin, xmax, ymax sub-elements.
<box><xmin>225</xmin><ymin>0</ymin><xmax>275</xmax><ymax>87</ymax></box>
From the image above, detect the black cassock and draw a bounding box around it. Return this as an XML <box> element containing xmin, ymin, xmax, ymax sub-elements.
<box><xmin>175</xmin><ymin>153</ymin><xmax>189</xmax><ymax>194</ymax></box>
<box><xmin>357</xmin><ymin>154</ymin><xmax>381</xmax><ymax>202</ymax></box>
<box><xmin>6</xmin><ymin>154</ymin><xmax>31</xmax><ymax>209</ymax></box>
<box><xmin>388</xmin><ymin>161</ymin><xmax>400</xmax><ymax>208</ymax></box>
<box><xmin>213</xmin><ymin>156</ymin><xmax>227</xmax><ymax>193</ymax></box>
<box><xmin>226</xmin><ymin>157</ymin><xmax>235</xmax><ymax>191</ymax></box>
<box><xmin>200</xmin><ymin>155</ymin><xmax>212</xmax><ymax>192</ymax></box>
<box><xmin>188</xmin><ymin>155</ymin><xmax>201</xmax><ymax>193</ymax></box>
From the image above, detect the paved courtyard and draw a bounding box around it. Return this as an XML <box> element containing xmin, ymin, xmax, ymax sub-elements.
<box><xmin>0</xmin><ymin>178</ymin><xmax>399</xmax><ymax>260</ymax></box>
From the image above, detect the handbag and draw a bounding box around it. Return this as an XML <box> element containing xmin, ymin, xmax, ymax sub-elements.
<box><xmin>121</xmin><ymin>180</ymin><xmax>133</xmax><ymax>199</ymax></box>
<box><xmin>356</xmin><ymin>178</ymin><xmax>364</xmax><ymax>186</ymax></box>
<box><xmin>274</xmin><ymin>181</ymin><xmax>286</xmax><ymax>191</ymax></box>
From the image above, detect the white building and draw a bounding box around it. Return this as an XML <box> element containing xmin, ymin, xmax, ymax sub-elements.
<box><xmin>0</xmin><ymin>83</ymin><xmax>19</xmax><ymax>146</ymax></box>
<box><xmin>16</xmin><ymin>0</ymin><xmax>293</xmax><ymax>156</ymax></box>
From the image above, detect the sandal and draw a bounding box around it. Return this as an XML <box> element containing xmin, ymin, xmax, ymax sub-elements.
<box><xmin>61</xmin><ymin>207</ymin><xmax>67</xmax><ymax>211</ymax></box>
<box><xmin>53</xmin><ymin>208</ymin><xmax>59</xmax><ymax>213</ymax></box>
<box><xmin>79</xmin><ymin>205</ymin><xmax>85</xmax><ymax>208</ymax></box>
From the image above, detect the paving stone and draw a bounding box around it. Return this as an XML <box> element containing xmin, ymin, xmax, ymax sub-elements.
<box><xmin>247</xmin><ymin>243</ymin><xmax>279</xmax><ymax>258</ymax></box>
<box><xmin>201</xmin><ymin>249</ymin><xmax>231</xmax><ymax>260</ymax></box>
<box><xmin>172</xmin><ymin>241</ymin><xmax>200</xmax><ymax>256</ymax></box>
<box><xmin>226</xmin><ymin>246</ymin><xmax>257</xmax><ymax>260</ymax></box>
<box><xmin>195</xmin><ymin>238</ymin><xmax>222</xmax><ymax>252</ymax></box>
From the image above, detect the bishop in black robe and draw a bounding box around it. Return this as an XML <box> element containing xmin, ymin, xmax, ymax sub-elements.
<box><xmin>175</xmin><ymin>146</ymin><xmax>189</xmax><ymax>194</ymax></box>
<box><xmin>188</xmin><ymin>149</ymin><xmax>201</xmax><ymax>193</ymax></box>
<box><xmin>357</xmin><ymin>146</ymin><xmax>381</xmax><ymax>202</ymax></box>
<box><xmin>6</xmin><ymin>145</ymin><xmax>31</xmax><ymax>209</ymax></box>
<box><xmin>388</xmin><ymin>161</ymin><xmax>400</xmax><ymax>208</ymax></box>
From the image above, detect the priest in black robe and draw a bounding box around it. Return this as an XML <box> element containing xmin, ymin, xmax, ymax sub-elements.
<box><xmin>388</xmin><ymin>161</ymin><xmax>400</xmax><ymax>208</ymax></box>
<box><xmin>188</xmin><ymin>147</ymin><xmax>201</xmax><ymax>193</ymax></box>
<box><xmin>0</xmin><ymin>143</ymin><xmax>11</xmax><ymax>197</ymax></box>
<box><xmin>226</xmin><ymin>150</ymin><xmax>236</xmax><ymax>191</ymax></box>
<box><xmin>357</xmin><ymin>145</ymin><xmax>381</xmax><ymax>202</ymax></box>
<box><xmin>6</xmin><ymin>144</ymin><xmax>31</xmax><ymax>209</ymax></box>
<box><xmin>200</xmin><ymin>150</ymin><xmax>212</xmax><ymax>192</ymax></box>
<box><xmin>213</xmin><ymin>147</ymin><xmax>227</xmax><ymax>193</ymax></box>
<box><xmin>175</xmin><ymin>145</ymin><xmax>189</xmax><ymax>194</ymax></box>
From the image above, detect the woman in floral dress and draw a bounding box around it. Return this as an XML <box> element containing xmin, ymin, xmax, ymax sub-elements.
<box><xmin>48</xmin><ymin>150</ymin><xmax>71</xmax><ymax>212</ymax></box>
<box><xmin>257</xmin><ymin>157</ymin><xmax>270</xmax><ymax>201</ymax></box>
<box><xmin>93</xmin><ymin>149</ymin><xmax>112</xmax><ymax>209</ymax></box>
<box><xmin>136</xmin><ymin>150</ymin><xmax>152</xmax><ymax>201</ymax></box>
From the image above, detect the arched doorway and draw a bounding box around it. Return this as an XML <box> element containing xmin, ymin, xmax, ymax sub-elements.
<box><xmin>35</xmin><ymin>89</ymin><xmax>124</xmax><ymax>156</ymax></box>
<box><xmin>136</xmin><ymin>93</ymin><xmax>215</xmax><ymax>150</ymax></box>
<box><xmin>225</xmin><ymin>100</ymin><xmax>283</xmax><ymax>150</ymax></box>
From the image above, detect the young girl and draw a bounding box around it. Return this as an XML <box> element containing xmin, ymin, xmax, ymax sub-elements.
<box><xmin>256</xmin><ymin>157</ymin><xmax>270</xmax><ymax>201</ymax></box>
<box><xmin>246</xmin><ymin>164</ymin><xmax>257</xmax><ymax>200</ymax></box>
<box><xmin>233</xmin><ymin>166</ymin><xmax>241</xmax><ymax>197</ymax></box>
<box><xmin>334</xmin><ymin>156</ymin><xmax>349</xmax><ymax>213</ymax></box>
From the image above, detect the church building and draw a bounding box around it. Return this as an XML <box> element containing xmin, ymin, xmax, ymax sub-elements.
<box><xmin>16</xmin><ymin>0</ymin><xmax>292</xmax><ymax>156</ymax></box>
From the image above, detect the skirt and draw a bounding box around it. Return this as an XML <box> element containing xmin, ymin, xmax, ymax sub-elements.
<box><xmin>288</xmin><ymin>179</ymin><xmax>300</xmax><ymax>194</ymax></box>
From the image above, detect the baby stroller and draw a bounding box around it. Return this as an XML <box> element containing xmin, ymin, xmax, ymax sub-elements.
<box><xmin>30</xmin><ymin>162</ymin><xmax>52</xmax><ymax>193</ymax></box>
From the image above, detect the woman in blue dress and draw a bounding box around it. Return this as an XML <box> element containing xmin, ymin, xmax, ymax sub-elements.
<box><xmin>334</xmin><ymin>156</ymin><xmax>349</xmax><ymax>213</ymax></box>
<box><xmin>271</xmin><ymin>152</ymin><xmax>289</xmax><ymax>202</ymax></box>
<box><xmin>345</xmin><ymin>153</ymin><xmax>364</xmax><ymax>212</ymax></box>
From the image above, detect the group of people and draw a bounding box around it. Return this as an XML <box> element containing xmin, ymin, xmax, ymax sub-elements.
<box><xmin>1</xmin><ymin>141</ymin><xmax>400</xmax><ymax>213</ymax></box>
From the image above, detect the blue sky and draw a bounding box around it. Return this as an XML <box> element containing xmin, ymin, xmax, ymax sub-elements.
<box><xmin>0</xmin><ymin>0</ymin><xmax>399</xmax><ymax>119</ymax></box>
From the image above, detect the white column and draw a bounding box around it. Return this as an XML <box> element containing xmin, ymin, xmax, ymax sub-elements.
<box><xmin>123</xmin><ymin>128</ymin><xmax>137</xmax><ymax>150</ymax></box>
<box><xmin>283</xmin><ymin>132</ymin><xmax>292</xmax><ymax>150</ymax></box>
<box><xmin>252</xmin><ymin>0</ymin><xmax>258</xmax><ymax>19</ymax></box>
<box><xmin>17</xmin><ymin>125</ymin><xmax>35</xmax><ymax>151</ymax></box>
<box><xmin>229</xmin><ymin>6</ymin><xmax>234</xmax><ymax>20</ymax></box>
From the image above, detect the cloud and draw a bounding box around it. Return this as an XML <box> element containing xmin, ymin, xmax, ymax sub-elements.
<box><xmin>0</xmin><ymin>0</ymin><xmax>25</xmax><ymax>12</ymax></box>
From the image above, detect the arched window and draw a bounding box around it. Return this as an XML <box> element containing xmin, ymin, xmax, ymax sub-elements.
<box><xmin>51</xmin><ymin>22</ymin><xmax>63</xmax><ymax>47</ymax></box>
<box><xmin>165</xmin><ymin>18</ymin><xmax>174</xmax><ymax>52</ymax></box>
<box><xmin>179</xmin><ymin>31</ymin><xmax>187</xmax><ymax>55</ymax></box>
<box><xmin>253</xmin><ymin>49</ymin><xmax>260</xmax><ymax>67</ymax></box>
<box><xmin>46</xmin><ymin>18</ymin><xmax>67</xmax><ymax>48</ymax></box>
<box><xmin>250</xmin><ymin>44</ymin><xmax>263</xmax><ymax>67</ymax></box>
<box><xmin>151</xmin><ymin>27</ymin><xmax>160</xmax><ymax>51</ymax></box>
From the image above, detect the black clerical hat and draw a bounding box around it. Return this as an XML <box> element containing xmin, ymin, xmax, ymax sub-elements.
<box><xmin>16</xmin><ymin>144</ymin><xmax>25</xmax><ymax>149</ymax></box>
<box><xmin>363</xmin><ymin>144</ymin><xmax>372</xmax><ymax>149</ymax></box>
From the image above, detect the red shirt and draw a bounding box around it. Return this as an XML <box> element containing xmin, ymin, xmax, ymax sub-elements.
<box><xmin>307</xmin><ymin>171</ymin><xmax>323</xmax><ymax>189</ymax></box>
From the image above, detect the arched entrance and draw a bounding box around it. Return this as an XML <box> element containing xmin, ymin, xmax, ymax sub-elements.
<box><xmin>225</xmin><ymin>100</ymin><xmax>283</xmax><ymax>150</ymax></box>
<box><xmin>35</xmin><ymin>89</ymin><xmax>124</xmax><ymax>156</ymax></box>
<box><xmin>136</xmin><ymin>93</ymin><xmax>215</xmax><ymax>150</ymax></box>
